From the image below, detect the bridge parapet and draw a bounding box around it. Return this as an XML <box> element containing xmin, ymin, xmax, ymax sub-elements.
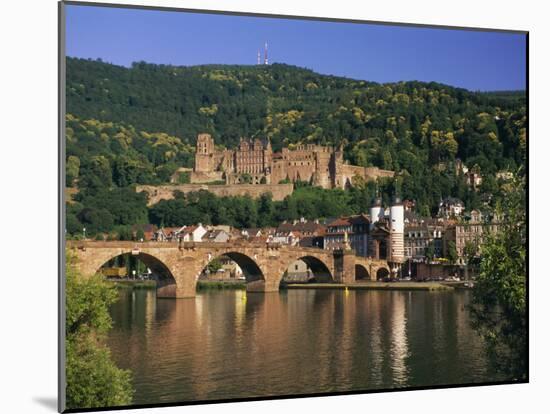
<box><xmin>67</xmin><ymin>240</ymin><xmax>338</xmax><ymax>255</ymax></box>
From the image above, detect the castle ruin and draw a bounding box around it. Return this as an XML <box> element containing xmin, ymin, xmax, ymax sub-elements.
<box><xmin>191</xmin><ymin>133</ymin><xmax>394</xmax><ymax>189</ymax></box>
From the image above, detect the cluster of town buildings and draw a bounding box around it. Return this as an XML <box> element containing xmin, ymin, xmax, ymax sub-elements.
<box><xmin>130</xmin><ymin>134</ymin><xmax>508</xmax><ymax>280</ymax></box>
<box><xmin>135</xmin><ymin>195</ymin><xmax>498</xmax><ymax>269</ymax></box>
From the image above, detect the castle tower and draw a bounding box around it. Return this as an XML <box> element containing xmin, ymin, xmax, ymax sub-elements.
<box><xmin>311</xmin><ymin>147</ymin><xmax>330</xmax><ymax>189</ymax></box>
<box><xmin>253</xmin><ymin>138</ymin><xmax>263</xmax><ymax>150</ymax></box>
<box><xmin>389</xmin><ymin>197</ymin><xmax>405</xmax><ymax>270</ymax></box>
<box><xmin>263</xmin><ymin>137</ymin><xmax>273</xmax><ymax>182</ymax></box>
<box><xmin>331</xmin><ymin>144</ymin><xmax>345</xmax><ymax>189</ymax></box>
<box><xmin>194</xmin><ymin>133</ymin><xmax>215</xmax><ymax>172</ymax></box>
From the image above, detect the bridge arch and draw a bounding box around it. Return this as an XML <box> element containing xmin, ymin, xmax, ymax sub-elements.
<box><xmin>201</xmin><ymin>251</ymin><xmax>265</xmax><ymax>284</ymax></box>
<box><xmin>355</xmin><ymin>264</ymin><xmax>370</xmax><ymax>281</ymax></box>
<box><xmin>376</xmin><ymin>267</ymin><xmax>390</xmax><ymax>280</ymax></box>
<box><xmin>282</xmin><ymin>255</ymin><xmax>333</xmax><ymax>284</ymax></box>
<box><xmin>95</xmin><ymin>251</ymin><xmax>179</xmax><ymax>297</ymax></box>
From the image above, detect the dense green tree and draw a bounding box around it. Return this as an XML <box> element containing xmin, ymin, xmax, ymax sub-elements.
<box><xmin>65</xmin><ymin>252</ymin><xmax>133</xmax><ymax>409</ymax></box>
<box><xmin>463</xmin><ymin>240</ymin><xmax>478</xmax><ymax>263</ymax></box>
<box><xmin>66</xmin><ymin>155</ymin><xmax>80</xmax><ymax>187</ymax></box>
<box><xmin>446</xmin><ymin>241</ymin><xmax>458</xmax><ymax>264</ymax></box>
<box><xmin>116</xmin><ymin>226</ymin><xmax>133</xmax><ymax>241</ymax></box>
<box><xmin>207</xmin><ymin>258</ymin><xmax>223</xmax><ymax>274</ymax></box>
<box><xmin>240</xmin><ymin>173</ymin><xmax>253</xmax><ymax>184</ymax></box>
<box><xmin>469</xmin><ymin>174</ymin><xmax>526</xmax><ymax>380</ymax></box>
<box><xmin>66</xmin><ymin>210</ymin><xmax>83</xmax><ymax>236</ymax></box>
<box><xmin>257</xmin><ymin>193</ymin><xmax>276</xmax><ymax>227</ymax></box>
<box><xmin>77</xmin><ymin>188</ymin><xmax>149</xmax><ymax>228</ymax></box>
<box><xmin>425</xmin><ymin>242</ymin><xmax>436</xmax><ymax>262</ymax></box>
<box><xmin>135</xmin><ymin>228</ymin><xmax>145</xmax><ymax>241</ymax></box>
<box><xmin>78</xmin><ymin>155</ymin><xmax>112</xmax><ymax>195</ymax></box>
<box><xmin>241</xmin><ymin>196</ymin><xmax>258</xmax><ymax>228</ymax></box>
<box><xmin>112</xmin><ymin>156</ymin><xmax>155</xmax><ymax>187</ymax></box>
<box><xmin>76</xmin><ymin>208</ymin><xmax>114</xmax><ymax>235</ymax></box>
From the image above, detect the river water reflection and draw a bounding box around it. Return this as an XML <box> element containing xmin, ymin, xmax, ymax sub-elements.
<box><xmin>107</xmin><ymin>288</ymin><xmax>501</xmax><ymax>405</ymax></box>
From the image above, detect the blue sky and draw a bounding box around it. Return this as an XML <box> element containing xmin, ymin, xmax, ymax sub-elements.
<box><xmin>66</xmin><ymin>4</ymin><xmax>526</xmax><ymax>91</ymax></box>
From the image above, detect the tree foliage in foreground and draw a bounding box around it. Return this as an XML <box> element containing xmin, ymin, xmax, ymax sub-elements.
<box><xmin>65</xmin><ymin>252</ymin><xmax>134</xmax><ymax>409</ymax></box>
<box><xmin>469</xmin><ymin>173</ymin><xmax>527</xmax><ymax>380</ymax></box>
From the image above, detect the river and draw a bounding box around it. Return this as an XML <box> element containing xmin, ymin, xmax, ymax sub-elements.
<box><xmin>107</xmin><ymin>288</ymin><xmax>502</xmax><ymax>405</ymax></box>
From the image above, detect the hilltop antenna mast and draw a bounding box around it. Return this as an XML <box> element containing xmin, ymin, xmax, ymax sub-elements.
<box><xmin>257</xmin><ymin>50</ymin><xmax>261</xmax><ymax>65</ymax></box>
<box><xmin>264</xmin><ymin>41</ymin><xmax>268</xmax><ymax>65</ymax></box>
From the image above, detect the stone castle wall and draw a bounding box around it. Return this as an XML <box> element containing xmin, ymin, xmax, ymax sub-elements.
<box><xmin>190</xmin><ymin>133</ymin><xmax>394</xmax><ymax>190</ymax></box>
<box><xmin>365</xmin><ymin>166</ymin><xmax>395</xmax><ymax>179</ymax></box>
<box><xmin>146</xmin><ymin>134</ymin><xmax>395</xmax><ymax>205</ymax></box>
<box><xmin>189</xmin><ymin>171</ymin><xmax>225</xmax><ymax>184</ymax></box>
<box><xmin>271</xmin><ymin>157</ymin><xmax>317</xmax><ymax>185</ymax></box>
<box><xmin>340</xmin><ymin>164</ymin><xmax>395</xmax><ymax>187</ymax></box>
<box><xmin>137</xmin><ymin>183</ymin><xmax>294</xmax><ymax>205</ymax></box>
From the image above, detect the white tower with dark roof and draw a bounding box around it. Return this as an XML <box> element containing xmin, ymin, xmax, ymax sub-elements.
<box><xmin>390</xmin><ymin>196</ymin><xmax>405</xmax><ymax>266</ymax></box>
<box><xmin>370</xmin><ymin>197</ymin><xmax>384</xmax><ymax>230</ymax></box>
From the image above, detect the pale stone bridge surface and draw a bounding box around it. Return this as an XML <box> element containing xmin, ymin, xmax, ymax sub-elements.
<box><xmin>67</xmin><ymin>241</ymin><xmax>390</xmax><ymax>298</ymax></box>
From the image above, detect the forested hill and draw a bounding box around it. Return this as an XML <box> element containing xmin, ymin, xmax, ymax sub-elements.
<box><xmin>65</xmin><ymin>57</ymin><xmax>526</xmax><ymax>236</ymax></box>
<box><xmin>66</xmin><ymin>57</ymin><xmax>525</xmax><ymax>170</ymax></box>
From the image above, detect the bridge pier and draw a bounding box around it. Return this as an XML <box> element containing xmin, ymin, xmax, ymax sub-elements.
<box><xmin>156</xmin><ymin>283</ymin><xmax>197</xmax><ymax>299</ymax></box>
<box><xmin>333</xmin><ymin>250</ymin><xmax>356</xmax><ymax>284</ymax></box>
<box><xmin>156</xmin><ymin>279</ymin><xmax>280</xmax><ymax>298</ymax></box>
<box><xmin>245</xmin><ymin>278</ymin><xmax>280</xmax><ymax>293</ymax></box>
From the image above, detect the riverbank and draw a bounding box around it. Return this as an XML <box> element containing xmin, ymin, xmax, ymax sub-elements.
<box><xmin>285</xmin><ymin>281</ymin><xmax>454</xmax><ymax>291</ymax></box>
<box><xmin>197</xmin><ymin>280</ymin><xmax>246</xmax><ymax>290</ymax></box>
<box><xmin>109</xmin><ymin>280</ymin><xmax>157</xmax><ymax>289</ymax></box>
<box><xmin>109</xmin><ymin>279</ymin><xmax>460</xmax><ymax>292</ymax></box>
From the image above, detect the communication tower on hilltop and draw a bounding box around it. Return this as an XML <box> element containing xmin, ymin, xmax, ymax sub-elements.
<box><xmin>264</xmin><ymin>42</ymin><xmax>268</xmax><ymax>65</ymax></box>
<box><xmin>257</xmin><ymin>50</ymin><xmax>261</xmax><ymax>65</ymax></box>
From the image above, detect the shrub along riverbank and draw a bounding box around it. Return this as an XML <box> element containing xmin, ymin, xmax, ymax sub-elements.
<box><xmin>285</xmin><ymin>282</ymin><xmax>454</xmax><ymax>291</ymax></box>
<box><xmin>65</xmin><ymin>254</ymin><xmax>134</xmax><ymax>409</ymax></box>
<box><xmin>196</xmin><ymin>280</ymin><xmax>246</xmax><ymax>290</ymax></box>
<box><xmin>108</xmin><ymin>279</ymin><xmax>459</xmax><ymax>292</ymax></box>
<box><xmin>109</xmin><ymin>280</ymin><xmax>157</xmax><ymax>289</ymax></box>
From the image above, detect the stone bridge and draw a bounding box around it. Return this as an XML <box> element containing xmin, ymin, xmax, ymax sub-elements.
<box><xmin>66</xmin><ymin>241</ymin><xmax>390</xmax><ymax>298</ymax></box>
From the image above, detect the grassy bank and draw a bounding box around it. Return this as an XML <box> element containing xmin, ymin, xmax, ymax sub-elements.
<box><xmin>196</xmin><ymin>280</ymin><xmax>246</xmax><ymax>290</ymax></box>
<box><xmin>286</xmin><ymin>281</ymin><xmax>454</xmax><ymax>292</ymax></box>
<box><xmin>108</xmin><ymin>279</ymin><xmax>455</xmax><ymax>292</ymax></box>
<box><xmin>109</xmin><ymin>280</ymin><xmax>157</xmax><ymax>289</ymax></box>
